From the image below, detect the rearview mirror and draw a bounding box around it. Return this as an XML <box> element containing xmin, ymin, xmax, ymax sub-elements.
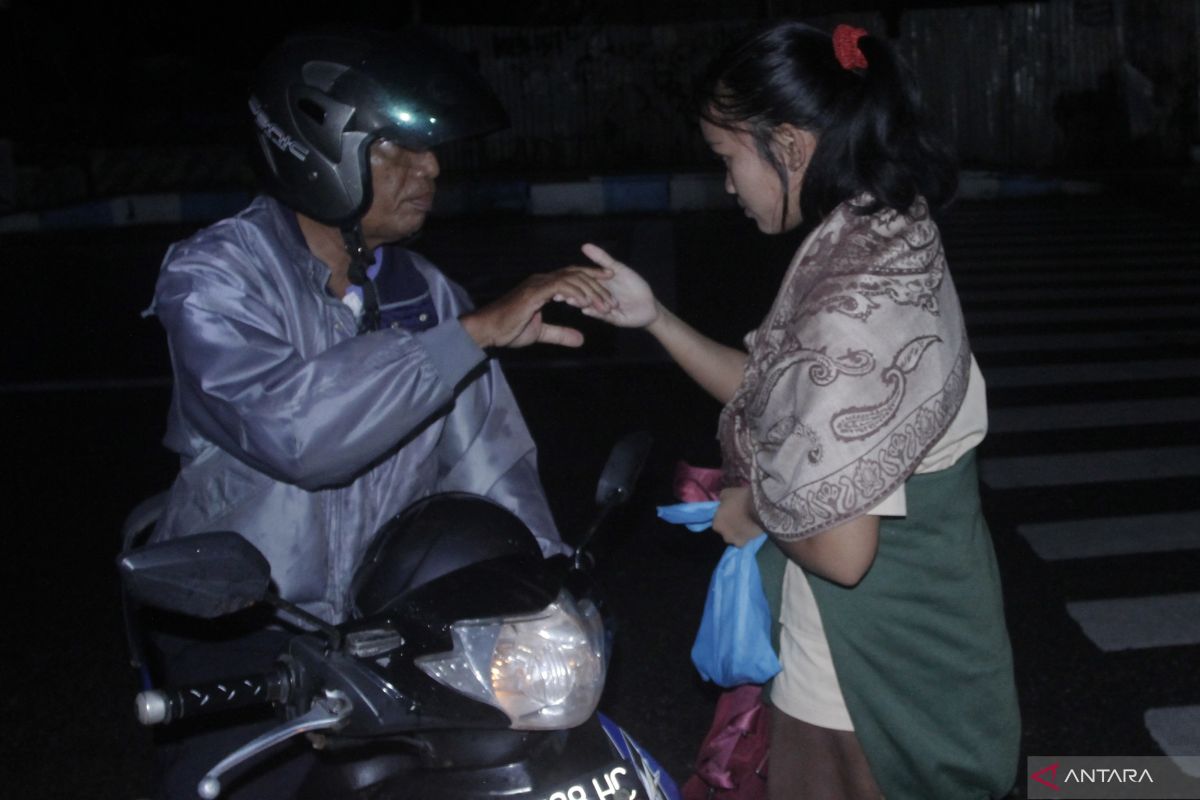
<box><xmin>594</xmin><ymin>430</ymin><xmax>653</xmax><ymax>507</ymax></box>
<box><xmin>117</xmin><ymin>532</ymin><xmax>271</xmax><ymax>619</ymax></box>
<box><xmin>571</xmin><ymin>431</ymin><xmax>653</xmax><ymax>570</ymax></box>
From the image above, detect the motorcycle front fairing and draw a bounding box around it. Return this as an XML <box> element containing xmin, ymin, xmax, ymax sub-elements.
<box><xmin>278</xmin><ymin>548</ymin><xmax>559</xmax><ymax>735</ymax></box>
<box><xmin>286</xmin><ymin>547</ymin><xmax>679</xmax><ymax>799</ymax></box>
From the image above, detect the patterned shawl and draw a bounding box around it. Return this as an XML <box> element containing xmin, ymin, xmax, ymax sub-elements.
<box><xmin>718</xmin><ymin>196</ymin><xmax>972</xmax><ymax>541</ymax></box>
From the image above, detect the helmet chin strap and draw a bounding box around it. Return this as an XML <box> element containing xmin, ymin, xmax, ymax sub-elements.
<box><xmin>341</xmin><ymin>225</ymin><xmax>381</xmax><ymax>333</ymax></box>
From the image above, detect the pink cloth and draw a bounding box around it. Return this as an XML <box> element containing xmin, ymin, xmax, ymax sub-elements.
<box><xmin>674</xmin><ymin>461</ymin><xmax>726</xmax><ymax>502</ymax></box>
<box><xmin>681</xmin><ymin>684</ymin><xmax>769</xmax><ymax>800</ymax></box>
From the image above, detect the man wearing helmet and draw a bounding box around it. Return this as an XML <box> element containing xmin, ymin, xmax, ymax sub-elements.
<box><xmin>144</xmin><ymin>28</ymin><xmax>609</xmax><ymax>798</ymax></box>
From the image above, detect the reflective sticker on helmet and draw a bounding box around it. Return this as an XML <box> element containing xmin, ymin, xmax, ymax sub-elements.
<box><xmin>249</xmin><ymin>96</ymin><xmax>311</xmax><ymax>162</ymax></box>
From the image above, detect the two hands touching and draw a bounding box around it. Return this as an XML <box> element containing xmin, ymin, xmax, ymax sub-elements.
<box><xmin>466</xmin><ymin>243</ymin><xmax>763</xmax><ymax>551</ymax></box>
<box><xmin>574</xmin><ymin>243</ymin><xmax>661</xmax><ymax>330</ymax></box>
<box><xmin>459</xmin><ymin>244</ymin><xmax>660</xmax><ymax>350</ymax></box>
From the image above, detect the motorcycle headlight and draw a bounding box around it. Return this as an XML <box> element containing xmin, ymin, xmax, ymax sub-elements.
<box><xmin>414</xmin><ymin>590</ymin><xmax>606</xmax><ymax>730</ymax></box>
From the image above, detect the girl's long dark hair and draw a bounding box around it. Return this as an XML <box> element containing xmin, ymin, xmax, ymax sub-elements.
<box><xmin>697</xmin><ymin>20</ymin><xmax>957</xmax><ymax>225</ymax></box>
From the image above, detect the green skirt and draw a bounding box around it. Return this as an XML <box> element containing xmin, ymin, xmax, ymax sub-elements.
<box><xmin>758</xmin><ymin>452</ymin><xmax>1020</xmax><ymax>799</ymax></box>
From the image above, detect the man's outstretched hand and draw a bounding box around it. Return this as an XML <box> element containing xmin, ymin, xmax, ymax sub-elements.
<box><xmin>460</xmin><ymin>266</ymin><xmax>614</xmax><ymax>349</ymax></box>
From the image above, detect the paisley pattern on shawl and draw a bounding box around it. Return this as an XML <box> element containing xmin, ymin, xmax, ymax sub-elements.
<box><xmin>718</xmin><ymin>196</ymin><xmax>972</xmax><ymax>541</ymax></box>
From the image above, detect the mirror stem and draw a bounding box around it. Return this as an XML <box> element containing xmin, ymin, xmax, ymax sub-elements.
<box><xmin>573</xmin><ymin>492</ymin><xmax>623</xmax><ymax>571</ymax></box>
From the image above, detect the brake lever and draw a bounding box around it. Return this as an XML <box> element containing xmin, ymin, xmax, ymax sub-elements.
<box><xmin>197</xmin><ymin>689</ymin><xmax>352</xmax><ymax>799</ymax></box>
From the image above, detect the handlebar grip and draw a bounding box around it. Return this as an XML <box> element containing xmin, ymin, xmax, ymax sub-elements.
<box><xmin>135</xmin><ymin>669</ymin><xmax>290</xmax><ymax>726</ymax></box>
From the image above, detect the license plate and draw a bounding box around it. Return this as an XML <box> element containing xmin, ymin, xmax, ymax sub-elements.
<box><xmin>538</xmin><ymin>760</ymin><xmax>640</xmax><ymax>800</ymax></box>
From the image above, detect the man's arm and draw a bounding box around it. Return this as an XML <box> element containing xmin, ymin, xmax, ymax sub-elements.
<box><xmin>157</xmin><ymin>258</ymin><xmax>487</xmax><ymax>490</ymax></box>
<box><xmin>434</xmin><ymin>357</ymin><xmax>565</xmax><ymax>555</ymax></box>
<box><xmin>417</xmin><ymin>264</ymin><xmax>564</xmax><ymax>553</ymax></box>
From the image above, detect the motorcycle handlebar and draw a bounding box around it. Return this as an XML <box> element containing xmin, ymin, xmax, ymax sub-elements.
<box><xmin>135</xmin><ymin>668</ymin><xmax>291</xmax><ymax>726</ymax></box>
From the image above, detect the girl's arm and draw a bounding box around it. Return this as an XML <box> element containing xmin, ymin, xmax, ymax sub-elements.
<box><xmin>775</xmin><ymin>514</ymin><xmax>880</xmax><ymax>587</ymax></box>
<box><xmin>580</xmin><ymin>243</ymin><xmax>747</xmax><ymax>405</ymax></box>
<box><xmin>644</xmin><ymin>305</ymin><xmax>748</xmax><ymax>405</ymax></box>
<box><xmin>713</xmin><ymin>486</ymin><xmax>880</xmax><ymax>586</ymax></box>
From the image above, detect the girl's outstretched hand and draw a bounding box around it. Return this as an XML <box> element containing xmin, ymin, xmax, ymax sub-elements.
<box><xmin>577</xmin><ymin>243</ymin><xmax>660</xmax><ymax>329</ymax></box>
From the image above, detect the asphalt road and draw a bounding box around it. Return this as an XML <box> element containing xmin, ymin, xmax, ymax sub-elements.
<box><xmin>3</xmin><ymin>190</ymin><xmax>1198</xmax><ymax>797</ymax></box>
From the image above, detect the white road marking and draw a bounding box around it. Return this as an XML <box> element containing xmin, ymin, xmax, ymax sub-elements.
<box><xmin>1144</xmin><ymin>706</ymin><xmax>1200</xmax><ymax>777</ymax></box>
<box><xmin>966</xmin><ymin>305</ymin><xmax>1198</xmax><ymax>325</ymax></box>
<box><xmin>980</xmin><ymin>447</ymin><xmax>1200</xmax><ymax>489</ymax></box>
<box><xmin>1018</xmin><ymin>512</ymin><xmax>1200</xmax><ymax>561</ymax></box>
<box><xmin>962</xmin><ymin>285</ymin><xmax>1193</xmax><ymax>301</ymax></box>
<box><xmin>989</xmin><ymin>398</ymin><xmax>1200</xmax><ymax>433</ymax></box>
<box><xmin>972</xmin><ymin>330</ymin><xmax>1192</xmax><ymax>353</ymax></box>
<box><xmin>981</xmin><ymin>360</ymin><xmax>1200</xmax><ymax>387</ymax></box>
<box><xmin>1067</xmin><ymin>593</ymin><xmax>1200</xmax><ymax>651</ymax></box>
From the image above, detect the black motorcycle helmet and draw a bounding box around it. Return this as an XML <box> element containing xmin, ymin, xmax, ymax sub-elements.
<box><xmin>250</xmin><ymin>27</ymin><xmax>508</xmax><ymax>227</ymax></box>
<box><xmin>250</xmin><ymin>28</ymin><xmax>508</xmax><ymax>332</ymax></box>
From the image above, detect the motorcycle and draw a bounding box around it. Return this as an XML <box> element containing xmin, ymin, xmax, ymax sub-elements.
<box><xmin>118</xmin><ymin>431</ymin><xmax>680</xmax><ymax>800</ymax></box>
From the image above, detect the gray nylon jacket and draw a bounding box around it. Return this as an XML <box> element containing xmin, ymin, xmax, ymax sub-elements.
<box><xmin>148</xmin><ymin>195</ymin><xmax>563</xmax><ymax>623</ymax></box>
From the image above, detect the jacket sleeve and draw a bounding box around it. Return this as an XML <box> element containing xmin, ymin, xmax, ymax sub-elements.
<box><xmin>435</xmin><ymin>358</ymin><xmax>566</xmax><ymax>555</ymax></box>
<box><xmin>418</xmin><ymin>264</ymin><xmax>566</xmax><ymax>555</ymax></box>
<box><xmin>155</xmin><ymin>250</ymin><xmax>486</xmax><ymax>491</ymax></box>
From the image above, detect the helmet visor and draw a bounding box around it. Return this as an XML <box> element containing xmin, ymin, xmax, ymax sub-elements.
<box><xmin>342</xmin><ymin>30</ymin><xmax>509</xmax><ymax>150</ymax></box>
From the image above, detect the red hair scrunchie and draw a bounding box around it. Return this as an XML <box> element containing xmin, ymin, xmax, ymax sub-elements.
<box><xmin>832</xmin><ymin>24</ymin><xmax>869</xmax><ymax>71</ymax></box>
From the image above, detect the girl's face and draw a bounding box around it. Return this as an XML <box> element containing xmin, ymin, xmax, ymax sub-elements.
<box><xmin>700</xmin><ymin>117</ymin><xmax>810</xmax><ymax>234</ymax></box>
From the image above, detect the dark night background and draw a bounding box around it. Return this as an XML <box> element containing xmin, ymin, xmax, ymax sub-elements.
<box><xmin>1</xmin><ymin>1</ymin><xmax>1198</xmax><ymax>798</ymax></box>
<box><xmin>4</xmin><ymin>0</ymin><xmax>1198</xmax><ymax>208</ymax></box>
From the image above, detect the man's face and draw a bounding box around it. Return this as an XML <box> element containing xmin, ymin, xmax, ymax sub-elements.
<box><xmin>359</xmin><ymin>139</ymin><xmax>440</xmax><ymax>247</ymax></box>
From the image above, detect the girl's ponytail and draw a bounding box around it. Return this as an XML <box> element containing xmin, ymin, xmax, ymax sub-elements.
<box><xmin>851</xmin><ymin>33</ymin><xmax>957</xmax><ymax>213</ymax></box>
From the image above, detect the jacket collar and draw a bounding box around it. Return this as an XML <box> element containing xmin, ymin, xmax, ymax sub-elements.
<box><xmin>260</xmin><ymin>195</ymin><xmax>342</xmax><ymax>295</ymax></box>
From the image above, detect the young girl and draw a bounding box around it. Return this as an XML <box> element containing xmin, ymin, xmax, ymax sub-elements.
<box><xmin>580</xmin><ymin>20</ymin><xmax>1020</xmax><ymax>800</ymax></box>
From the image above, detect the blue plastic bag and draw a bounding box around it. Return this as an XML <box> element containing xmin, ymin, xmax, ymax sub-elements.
<box><xmin>656</xmin><ymin>500</ymin><xmax>721</xmax><ymax>532</ymax></box>
<box><xmin>657</xmin><ymin>502</ymin><xmax>782</xmax><ymax>687</ymax></box>
<box><xmin>691</xmin><ymin>535</ymin><xmax>782</xmax><ymax>686</ymax></box>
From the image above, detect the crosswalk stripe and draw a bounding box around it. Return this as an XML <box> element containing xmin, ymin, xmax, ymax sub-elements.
<box><xmin>981</xmin><ymin>360</ymin><xmax>1200</xmax><ymax>387</ymax></box>
<box><xmin>967</xmin><ymin>305</ymin><xmax>1199</xmax><ymax>325</ymax></box>
<box><xmin>954</xmin><ymin>262</ymin><xmax>1196</xmax><ymax>276</ymax></box>
<box><xmin>961</xmin><ymin>286</ymin><xmax>1195</xmax><ymax>301</ymax></box>
<box><xmin>1144</xmin><ymin>707</ymin><xmax>1200</xmax><ymax>778</ymax></box>
<box><xmin>1017</xmin><ymin>512</ymin><xmax>1200</xmax><ymax>560</ymax></box>
<box><xmin>949</xmin><ymin>238</ymin><xmax>1200</xmax><ymax>250</ymax></box>
<box><xmin>950</xmin><ymin>198</ymin><xmax>1200</xmax><ymax>768</ymax></box>
<box><xmin>979</xmin><ymin>446</ymin><xmax>1200</xmax><ymax>489</ymax></box>
<box><xmin>1066</xmin><ymin>593</ymin><xmax>1200</xmax><ymax>651</ymax></box>
<box><xmin>947</xmin><ymin>237</ymin><xmax>1197</xmax><ymax>249</ymax></box>
<box><xmin>989</xmin><ymin>398</ymin><xmax>1200</xmax><ymax>433</ymax></box>
<box><xmin>972</xmin><ymin>330</ymin><xmax>1192</xmax><ymax>353</ymax></box>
